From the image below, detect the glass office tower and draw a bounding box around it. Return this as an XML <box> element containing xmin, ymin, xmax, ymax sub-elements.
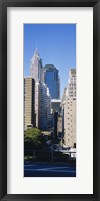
<box><xmin>43</xmin><ymin>64</ymin><xmax>60</xmax><ymax>99</ymax></box>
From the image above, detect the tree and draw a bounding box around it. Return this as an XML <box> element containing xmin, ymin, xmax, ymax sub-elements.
<box><xmin>24</xmin><ymin>128</ymin><xmax>46</xmax><ymax>150</ymax></box>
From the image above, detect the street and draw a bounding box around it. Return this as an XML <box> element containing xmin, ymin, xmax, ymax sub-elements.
<box><xmin>24</xmin><ymin>163</ymin><xmax>76</xmax><ymax>177</ymax></box>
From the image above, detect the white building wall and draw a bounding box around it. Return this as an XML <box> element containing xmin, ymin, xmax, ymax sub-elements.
<box><xmin>35</xmin><ymin>82</ymin><xmax>40</xmax><ymax>128</ymax></box>
<box><xmin>62</xmin><ymin>69</ymin><xmax>76</xmax><ymax>147</ymax></box>
<box><xmin>64</xmin><ymin>97</ymin><xmax>76</xmax><ymax>147</ymax></box>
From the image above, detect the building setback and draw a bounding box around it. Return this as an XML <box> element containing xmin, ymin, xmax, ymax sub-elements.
<box><xmin>24</xmin><ymin>77</ymin><xmax>35</xmax><ymax>130</ymax></box>
<box><xmin>61</xmin><ymin>69</ymin><xmax>76</xmax><ymax>147</ymax></box>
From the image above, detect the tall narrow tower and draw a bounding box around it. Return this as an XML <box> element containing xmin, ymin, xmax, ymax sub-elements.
<box><xmin>30</xmin><ymin>48</ymin><xmax>43</xmax><ymax>82</ymax></box>
<box><xmin>30</xmin><ymin>49</ymin><xmax>51</xmax><ymax>130</ymax></box>
<box><xmin>61</xmin><ymin>69</ymin><xmax>76</xmax><ymax>147</ymax></box>
<box><xmin>24</xmin><ymin>77</ymin><xmax>35</xmax><ymax>130</ymax></box>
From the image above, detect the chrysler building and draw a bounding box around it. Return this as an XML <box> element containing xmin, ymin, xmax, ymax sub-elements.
<box><xmin>30</xmin><ymin>48</ymin><xmax>43</xmax><ymax>82</ymax></box>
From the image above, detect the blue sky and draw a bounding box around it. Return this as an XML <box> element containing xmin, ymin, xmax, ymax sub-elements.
<box><xmin>24</xmin><ymin>24</ymin><xmax>76</xmax><ymax>97</ymax></box>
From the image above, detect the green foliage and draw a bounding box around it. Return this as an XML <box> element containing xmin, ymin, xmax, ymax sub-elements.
<box><xmin>24</xmin><ymin>128</ymin><xmax>41</xmax><ymax>142</ymax></box>
<box><xmin>24</xmin><ymin>128</ymin><xmax>45</xmax><ymax>150</ymax></box>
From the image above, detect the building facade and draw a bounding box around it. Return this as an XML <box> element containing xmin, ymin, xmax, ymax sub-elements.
<box><xmin>35</xmin><ymin>82</ymin><xmax>40</xmax><ymax>128</ymax></box>
<box><xmin>24</xmin><ymin>77</ymin><xmax>36</xmax><ymax>130</ymax></box>
<box><xmin>30</xmin><ymin>48</ymin><xmax>43</xmax><ymax>82</ymax></box>
<box><xmin>51</xmin><ymin>99</ymin><xmax>61</xmax><ymax>114</ymax></box>
<box><xmin>61</xmin><ymin>69</ymin><xmax>76</xmax><ymax>147</ymax></box>
<box><xmin>39</xmin><ymin>83</ymin><xmax>51</xmax><ymax>130</ymax></box>
<box><xmin>30</xmin><ymin>49</ymin><xmax>51</xmax><ymax>130</ymax></box>
<box><xmin>43</xmin><ymin>64</ymin><xmax>60</xmax><ymax>99</ymax></box>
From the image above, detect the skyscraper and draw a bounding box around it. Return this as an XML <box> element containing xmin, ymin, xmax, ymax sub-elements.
<box><xmin>30</xmin><ymin>49</ymin><xmax>51</xmax><ymax>130</ymax></box>
<box><xmin>61</xmin><ymin>69</ymin><xmax>76</xmax><ymax>147</ymax></box>
<box><xmin>43</xmin><ymin>64</ymin><xmax>60</xmax><ymax>99</ymax></box>
<box><xmin>30</xmin><ymin>48</ymin><xmax>43</xmax><ymax>82</ymax></box>
<box><xmin>24</xmin><ymin>77</ymin><xmax>36</xmax><ymax>130</ymax></box>
<box><xmin>35</xmin><ymin>82</ymin><xmax>40</xmax><ymax>128</ymax></box>
<box><xmin>39</xmin><ymin>83</ymin><xmax>51</xmax><ymax>130</ymax></box>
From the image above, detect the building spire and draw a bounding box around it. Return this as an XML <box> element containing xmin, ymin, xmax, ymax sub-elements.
<box><xmin>34</xmin><ymin>48</ymin><xmax>39</xmax><ymax>58</ymax></box>
<box><xmin>32</xmin><ymin>40</ymin><xmax>39</xmax><ymax>59</ymax></box>
<box><xmin>36</xmin><ymin>40</ymin><xmax>37</xmax><ymax>49</ymax></box>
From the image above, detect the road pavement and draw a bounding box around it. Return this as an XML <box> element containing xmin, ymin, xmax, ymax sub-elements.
<box><xmin>24</xmin><ymin>163</ymin><xmax>76</xmax><ymax>177</ymax></box>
